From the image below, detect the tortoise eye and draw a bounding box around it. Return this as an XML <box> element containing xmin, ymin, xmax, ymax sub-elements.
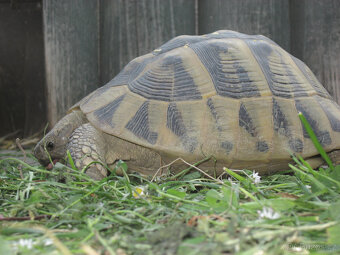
<box><xmin>46</xmin><ymin>141</ymin><xmax>54</xmax><ymax>150</ymax></box>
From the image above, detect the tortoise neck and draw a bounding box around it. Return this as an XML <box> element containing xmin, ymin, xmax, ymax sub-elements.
<box><xmin>54</xmin><ymin>109</ymin><xmax>87</xmax><ymax>133</ymax></box>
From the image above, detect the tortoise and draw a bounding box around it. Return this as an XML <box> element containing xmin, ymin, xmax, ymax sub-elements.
<box><xmin>34</xmin><ymin>30</ymin><xmax>340</xmax><ymax>180</ymax></box>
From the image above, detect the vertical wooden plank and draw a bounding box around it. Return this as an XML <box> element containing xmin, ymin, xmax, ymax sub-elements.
<box><xmin>43</xmin><ymin>0</ymin><xmax>99</xmax><ymax>126</ymax></box>
<box><xmin>198</xmin><ymin>0</ymin><xmax>290</xmax><ymax>51</ymax></box>
<box><xmin>100</xmin><ymin>0</ymin><xmax>196</xmax><ymax>84</ymax></box>
<box><xmin>0</xmin><ymin>2</ymin><xmax>46</xmax><ymax>137</ymax></box>
<box><xmin>290</xmin><ymin>0</ymin><xmax>340</xmax><ymax>103</ymax></box>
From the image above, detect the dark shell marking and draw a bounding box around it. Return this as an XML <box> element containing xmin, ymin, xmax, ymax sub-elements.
<box><xmin>128</xmin><ymin>55</ymin><xmax>202</xmax><ymax>101</ymax></box>
<box><xmin>167</xmin><ymin>103</ymin><xmax>197</xmax><ymax>152</ymax></box>
<box><xmin>125</xmin><ymin>101</ymin><xmax>158</xmax><ymax>144</ymax></box>
<box><xmin>207</xmin><ymin>98</ymin><xmax>234</xmax><ymax>153</ymax></box>
<box><xmin>295</xmin><ymin>99</ymin><xmax>332</xmax><ymax>146</ymax></box>
<box><xmin>221</xmin><ymin>141</ymin><xmax>234</xmax><ymax>154</ymax></box>
<box><xmin>272</xmin><ymin>98</ymin><xmax>304</xmax><ymax>152</ymax></box>
<box><xmin>93</xmin><ymin>94</ymin><xmax>125</xmax><ymax>128</ymax></box>
<box><xmin>256</xmin><ymin>141</ymin><xmax>269</xmax><ymax>152</ymax></box>
<box><xmin>317</xmin><ymin>97</ymin><xmax>340</xmax><ymax>132</ymax></box>
<box><xmin>273</xmin><ymin>99</ymin><xmax>290</xmax><ymax>137</ymax></box>
<box><xmin>238</xmin><ymin>103</ymin><xmax>270</xmax><ymax>153</ymax></box>
<box><xmin>239</xmin><ymin>103</ymin><xmax>257</xmax><ymax>137</ymax></box>
<box><xmin>291</xmin><ymin>57</ymin><xmax>331</xmax><ymax>99</ymax></box>
<box><xmin>246</xmin><ymin>40</ymin><xmax>309</xmax><ymax>98</ymax></box>
<box><xmin>190</xmin><ymin>40</ymin><xmax>261</xmax><ymax>98</ymax></box>
<box><xmin>288</xmin><ymin>138</ymin><xmax>304</xmax><ymax>153</ymax></box>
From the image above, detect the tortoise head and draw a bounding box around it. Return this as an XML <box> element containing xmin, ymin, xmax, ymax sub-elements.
<box><xmin>34</xmin><ymin>110</ymin><xmax>86</xmax><ymax>166</ymax></box>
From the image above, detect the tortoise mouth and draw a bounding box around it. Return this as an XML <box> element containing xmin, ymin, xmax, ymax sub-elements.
<box><xmin>46</xmin><ymin>159</ymin><xmax>60</xmax><ymax>170</ymax></box>
<box><xmin>38</xmin><ymin>158</ymin><xmax>62</xmax><ymax>170</ymax></box>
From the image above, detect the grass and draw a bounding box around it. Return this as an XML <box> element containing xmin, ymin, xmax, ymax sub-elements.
<box><xmin>1</xmin><ymin>116</ymin><xmax>340</xmax><ymax>254</ymax></box>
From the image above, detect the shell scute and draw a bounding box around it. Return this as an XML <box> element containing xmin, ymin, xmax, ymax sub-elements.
<box><xmin>189</xmin><ymin>39</ymin><xmax>266</xmax><ymax>99</ymax></box>
<box><xmin>107</xmin><ymin>53</ymin><xmax>155</xmax><ymax>87</ymax></box>
<box><xmin>129</xmin><ymin>52</ymin><xmax>203</xmax><ymax>101</ymax></box>
<box><xmin>245</xmin><ymin>40</ymin><xmax>316</xmax><ymax>98</ymax></box>
<box><xmin>236</xmin><ymin>97</ymin><xmax>273</xmax><ymax>162</ymax></box>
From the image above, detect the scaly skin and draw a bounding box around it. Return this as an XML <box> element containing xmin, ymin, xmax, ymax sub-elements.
<box><xmin>67</xmin><ymin>123</ymin><xmax>107</xmax><ymax>180</ymax></box>
<box><xmin>34</xmin><ymin>110</ymin><xmax>162</xmax><ymax>180</ymax></box>
<box><xmin>34</xmin><ymin>110</ymin><xmax>87</xmax><ymax>165</ymax></box>
<box><xmin>34</xmin><ymin>111</ymin><xmax>108</xmax><ymax>180</ymax></box>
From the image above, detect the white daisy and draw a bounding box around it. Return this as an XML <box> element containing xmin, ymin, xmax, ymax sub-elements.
<box><xmin>13</xmin><ymin>239</ymin><xmax>36</xmax><ymax>249</ymax></box>
<box><xmin>257</xmin><ymin>207</ymin><xmax>280</xmax><ymax>219</ymax></box>
<box><xmin>43</xmin><ymin>238</ymin><xmax>53</xmax><ymax>246</ymax></box>
<box><xmin>133</xmin><ymin>186</ymin><xmax>148</xmax><ymax>198</ymax></box>
<box><xmin>251</xmin><ymin>171</ymin><xmax>261</xmax><ymax>184</ymax></box>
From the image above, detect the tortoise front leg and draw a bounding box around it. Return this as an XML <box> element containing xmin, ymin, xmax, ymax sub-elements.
<box><xmin>67</xmin><ymin>123</ymin><xmax>108</xmax><ymax>180</ymax></box>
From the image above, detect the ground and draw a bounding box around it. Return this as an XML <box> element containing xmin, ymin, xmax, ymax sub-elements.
<box><xmin>0</xmin><ymin>127</ymin><xmax>340</xmax><ymax>254</ymax></box>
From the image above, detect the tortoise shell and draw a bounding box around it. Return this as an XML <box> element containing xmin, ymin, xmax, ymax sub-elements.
<box><xmin>74</xmin><ymin>30</ymin><xmax>340</xmax><ymax>170</ymax></box>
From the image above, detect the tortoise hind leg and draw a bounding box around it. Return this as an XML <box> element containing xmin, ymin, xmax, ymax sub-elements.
<box><xmin>305</xmin><ymin>150</ymin><xmax>340</xmax><ymax>169</ymax></box>
<box><xmin>305</xmin><ymin>157</ymin><xmax>324</xmax><ymax>169</ymax></box>
<box><xmin>329</xmin><ymin>150</ymin><xmax>340</xmax><ymax>166</ymax></box>
<box><xmin>67</xmin><ymin>123</ymin><xmax>107</xmax><ymax>180</ymax></box>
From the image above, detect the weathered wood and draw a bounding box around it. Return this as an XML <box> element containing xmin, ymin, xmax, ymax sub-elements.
<box><xmin>290</xmin><ymin>0</ymin><xmax>340</xmax><ymax>103</ymax></box>
<box><xmin>43</xmin><ymin>0</ymin><xmax>99</xmax><ymax>126</ymax></box>
<box><xmin>0</xmin><ymin>2</ymin><xmax>46</xmax><ymax>137</ymax></box>
<box><xmin>198</xmin><ymin>0</ymin><xmax>290</xmax><ymax>51</ymax></box>
<box><xmin>3</xmin><ymin>0</ymin><xmax>339</xmax><ymax>138</ymax></box>
<box><xmin>100</xmin><ymin>0</ymin><xmax>196</xmax><ymax>84</ymax></box>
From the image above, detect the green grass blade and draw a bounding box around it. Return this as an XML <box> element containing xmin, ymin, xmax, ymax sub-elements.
<box><xmin>66</xmin><ymin>150</ymin><xmax>77</xmax><ymax>170</ymax></box>
<box><xmin>223</xmin><ymin>167</ymin><xmax>246</xmax><ymax>182</ymax></box>
<box><xmin>298</xmin><ymin>112</ymin><xmax>334</xmax><ymax>170</ymax></box>
<box><xmin>294</xmin><ymin>156</ymin><xmax>340</xmax><ymax>191</ymax></box>
<box><xmin>115</xmin><ymin>160</ymin><xmax>132</xmax><ymax>196</ymax></box>
<box><xmin>289</xmin><ymin>164</ymin><xmax>337</xmax><ymax>196</ymax></box>
<box><xmin>53</xmin><ymin>182</ymin><xmax>106</xmax><ymax>218</ymax></box>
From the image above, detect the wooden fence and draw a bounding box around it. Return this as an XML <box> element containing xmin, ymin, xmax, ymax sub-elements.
<box><xmin>1</xmin><ymin>0</ymin><xmax>339</xmax><ymax>136</ymax></box>
<box><xmin>0</xmin><ymin>1</ymin><xmax>45</xmax><ymax>137</ymax></box>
